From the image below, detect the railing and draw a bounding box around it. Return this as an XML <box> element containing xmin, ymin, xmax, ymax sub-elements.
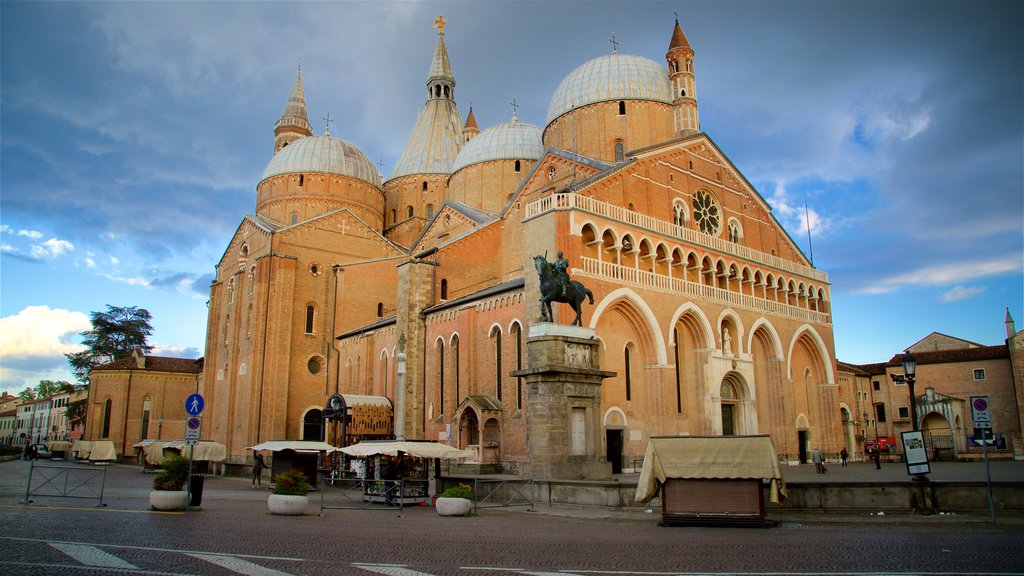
<box><xmin>525</xmin><ymin>193</ymin><xmax>828</xmax><ymax>283</ymax></box>
<box><xmin>580</xmin><ymin>257</ymin><xmax>831</xmax><ymax>324</ymax></box>
<box><xmin>21</xmin><ymin>462</ymin><xmax>107</xmax><ymax>507</ymax></box>
<box><xmin>318</xmin><ymin>477</ymin><xmax>428</xmax><ymax>517</ymax></box>
<box><xmin>469</xmin><ymin>478</ymin><xmax>535</xmax><ymax>513</ymax></box>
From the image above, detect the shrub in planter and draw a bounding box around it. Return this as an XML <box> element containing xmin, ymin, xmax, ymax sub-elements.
<box><xmin>149</xmin><ymin>454</ymin><xmax>189</xmax><ymax>511</ymax></box>
<box><xmin>436</xmin><ymin>483</ymin><xmax>474</xmax><ymax>516</ymax></box>
<box><xmin>268</xmin><ymin>469</ymin><xmax>311</xmax><ymax>516</ymax></box>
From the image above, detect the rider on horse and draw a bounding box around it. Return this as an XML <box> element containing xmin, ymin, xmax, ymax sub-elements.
<box><xmin>553</xmin><ymin>251</ymin><xmax>571</xmax><ymax>298</ymax></box>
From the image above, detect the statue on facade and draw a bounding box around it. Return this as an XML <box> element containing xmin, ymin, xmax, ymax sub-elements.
<box><xmin>534</xmin><ymin>251</ymin><xmax>594</xmax><ymax>326</ymax></box>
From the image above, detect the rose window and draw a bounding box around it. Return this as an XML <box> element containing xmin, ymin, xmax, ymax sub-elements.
<box><xmin>692</xmin><ymin>190</ymin><xmax>721</xmax><ymax>235</ymax></box>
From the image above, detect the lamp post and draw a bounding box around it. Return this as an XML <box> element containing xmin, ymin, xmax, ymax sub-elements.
<box><xmin>903</xmin><ymin>352</ymin><xmax>918</xmax><ymax>431</ymax></box>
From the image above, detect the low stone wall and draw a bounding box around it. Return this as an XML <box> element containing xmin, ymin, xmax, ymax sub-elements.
<box><xmin>528</xmin><ymin>477</ymin><xmax>1024</xmax><ymax>514</ymax></box>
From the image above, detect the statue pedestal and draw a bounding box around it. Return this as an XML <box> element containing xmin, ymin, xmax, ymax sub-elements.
<box><xmin>512</xmin><ymin>323</ymin><xmax>614</xmax><ymax>480</ymax></box>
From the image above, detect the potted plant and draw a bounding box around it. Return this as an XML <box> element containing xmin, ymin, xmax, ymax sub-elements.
<box><xmin>149</xmin><ymin>454</ymin><xmax>189</xmax><ymax>511</ymax></box>
<box><xmin>267</xmin><ymin>469</ymin><xmax>311</xmax><ymax>515</ymax></box>
<box><xmin>435</xmin><ymin>483</ymin><xmax>474</xmax><ymax>516</ymax></box>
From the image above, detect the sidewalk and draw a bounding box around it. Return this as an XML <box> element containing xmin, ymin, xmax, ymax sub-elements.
<box><xmin>3</xmin><ymin>458</ymin><xmax>1023</xmax><ymax>525</ymax></box>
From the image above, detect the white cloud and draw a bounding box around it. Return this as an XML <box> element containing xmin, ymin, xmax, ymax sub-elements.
<box><xmin>85</xmin><ymin>252</ymin><xmax>97</xmax><ymax>268</ymax></box>
<box><xmin>856</xmin><ymin>256</ymin><xmax>1023</xmax><ymax>294</ymax></box>
<box><xmin>940</xmin><ymin>285</ymin><xmax>986</xmax><ymax>302</ymax></box>
<box><xmin>0</xmin><ymin>306</ymin><xmax>90</xmax><ymax>358</ymax></box>
<box><xmin>29</xmin><ymin>237</ymin><xmax>74</xmax><ymax>259</ymax></box>
<box><xmin>1</xmin><ymin>224</ymin><xmax>44</xmax><ymax>240</ymax></box>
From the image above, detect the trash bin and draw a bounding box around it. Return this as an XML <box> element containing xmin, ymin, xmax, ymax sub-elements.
<box><xmin>189</xmin><ymin>474</ymin><xmax>205</xmax><ymax>506</ymax></box>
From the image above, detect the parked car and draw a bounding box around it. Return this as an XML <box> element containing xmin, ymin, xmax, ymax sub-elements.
<box><xmin>30</xmin><ymin>444</ymin><xmax>52</xmax><ymax>459</ymax></box>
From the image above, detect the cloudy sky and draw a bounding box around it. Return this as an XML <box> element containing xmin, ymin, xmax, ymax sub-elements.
<box><xmin>1</xmin><ymin>1</ymin><xmax>1021</xmax><ymax>394</ymax></box>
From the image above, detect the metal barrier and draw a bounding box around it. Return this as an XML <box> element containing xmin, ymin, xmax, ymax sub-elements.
<box><xmin>318</xmin><ymin>477</ymin><xmax>429</xmax><ymax>517</ymax></box>
<box><xmin>471</xmin><ymin>478</ymin><xmax>535</xmax><ymax>514</ymax></box>
<box><xmin>21</xmin><ymin>462</ymin><xmax>107</xmax><ymax>507</ymax></box>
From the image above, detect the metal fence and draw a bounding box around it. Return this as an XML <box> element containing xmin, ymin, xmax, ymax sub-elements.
<box><xmin>21</xmin><ymin>462</ymin><xmax>107</xmax><ymax>507</ymax></box>
<box><xmin>318</xmin><ymin>477</ymin><xmax>429</xmax><ymax>517</ymax></box>
<box><xmin>469</xmin><ymin>478</ymin><xmax>535</xmax><ymax>514</ymax></box>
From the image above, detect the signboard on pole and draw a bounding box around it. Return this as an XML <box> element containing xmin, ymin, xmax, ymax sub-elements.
<box><xmin>970</xmin><ymin>396</ymin><xmax>991</xmax><ymax>428</ymax></box>
<box><xmin>185</xmin><ymin>394</ymin><xmax>204</xmax><ymax>417</ymax></box>
<box><xmin>901</xmin><ymin>430</ymin><xmax>930</xmax><ymax>476</ymax></box>
<box><xmin>185</xmin><ymin>416</ymin><xmax>202</xmax><ymax>445</ymax></box>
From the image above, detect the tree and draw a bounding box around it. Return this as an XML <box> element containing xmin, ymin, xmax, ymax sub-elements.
<box><xmin>18</xmin><ymin>387</ymin><xmax>36</xmax><ymax>401</ymax></box>
<box><xmin>35</xmin><ymin>380</ymin><xmax>73</xmax><ymax>399</ymax></box>
<box><xmin>65</xmin><ymin>305</ymin><xmax>154</xmax><ymax>386</ymax></box>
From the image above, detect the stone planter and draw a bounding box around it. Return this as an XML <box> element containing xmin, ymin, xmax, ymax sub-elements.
<box><xmin>435</xmin><ymin>497</ymin><xmax>473</xmax><ymax>516</ymax></box>
<box><xmin>149</xmin><ymin>490</ymin><xmax>188</xmax><ymax>511</ymax></box>
<box><xmin>268</xmin><ymin>493</ymin><xmax>308</xmax><ymax>516</ymax></box>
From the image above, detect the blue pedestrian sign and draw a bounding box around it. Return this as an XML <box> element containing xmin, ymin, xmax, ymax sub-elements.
<box><xmin>185</xmin><ymin>394</ymin><xmax>204</xmax><ymax>416</ymax></box>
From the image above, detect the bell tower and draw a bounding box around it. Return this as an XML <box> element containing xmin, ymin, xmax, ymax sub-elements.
<box><xmin>274</xmin><ymin>66</ymin><xmax>313</xmax><ymax>154</ymax></box>
<box><xmin>667</xmin><ymin>17</ymin><xmax>699</xmax><ymax>136</ymax></box>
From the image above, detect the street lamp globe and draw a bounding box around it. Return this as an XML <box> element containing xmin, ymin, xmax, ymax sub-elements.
<box><xmin>902</xmin><ymin>352</ymin><xmax>916</xmax><ymax>379</ymax></box>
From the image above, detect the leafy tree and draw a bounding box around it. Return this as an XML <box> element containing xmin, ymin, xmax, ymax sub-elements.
<box><xmin>35</xmin><ymin>380</ymin><xmax>73</xmax><ymax>399</ymax></box>
<box><xmin>18</xmin><ymin>387</ymin><xmax>36</xmax><ymax>401</ymax></box>
<box><xmin>65</xmin><ymin>305</ymin><xmax>154</xmax><ymax>386</ymax></box>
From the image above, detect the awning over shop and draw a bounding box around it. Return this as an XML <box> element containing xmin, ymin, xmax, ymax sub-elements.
<box><xmin>133</xmin><ymin>440</ymin><xmax>170</xmax><ymax>465</ymax></box>
<box><xmin>634</xmin><ymin>435</ymin><xmax>787</xmax><ymax>504</ymax></box>
<box><xmin>339</xmin><ymin>440</ymin><xmax>475</xmax><ymax>460</ymax></box>
<box><xmin>46</xmin><ymin>441</ymin><xmax>71</xmax><ymax>452</ymax></box>
<box><xmin>247</xmin><ymin>440</ymin><xmax>340</xmax><ymax>454</ymax></box>
<box><xmin>73</xmin><ymin>440</ymin><xmax>116</xmax><ymax>462</ymax></box>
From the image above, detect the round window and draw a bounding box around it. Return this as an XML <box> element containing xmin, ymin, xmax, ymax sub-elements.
<box><xmin>692</xmin><ymin>190</ymin><xmax>721</xmax><ymax>236</ymax></box>
<box><xmin>308</xmin><ymin>357</ymin><xmax>321</xmax><ymax>374</ymax></box>
<box><xmin>309</xmin><ymin>263</ymin><xmax>322</xmax><ymax>277</ymax></box>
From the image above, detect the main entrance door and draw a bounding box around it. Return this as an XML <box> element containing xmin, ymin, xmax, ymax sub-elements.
<box><xmin>721</xmin><ymin>404</ymin><xmax>735</xmax><ymax>436</ymax></box>
<box><xmin>605</xmin><ymin>429</ymin><xmax>623</xmax><ymax>473</ymax></box>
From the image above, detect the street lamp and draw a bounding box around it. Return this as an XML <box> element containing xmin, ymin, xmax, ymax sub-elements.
<box><xmin>902</xmin><ymin>351</ymin><xmax>918</xmax><ymax>431</ymax></box>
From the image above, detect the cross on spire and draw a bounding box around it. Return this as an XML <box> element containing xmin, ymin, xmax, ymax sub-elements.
<box><xmin>509</xmin><ymin>97</ymin><xmax>519</xmax><ymax>121</ymax></box>
<box><xmin>323</xmin><ymin>112</ymin><xmax>334</xmax><ymax>135</ymax></box>
<box><xmin>433</xmin><ymin>15</ymin><xmax>446</xmax><ymax>34</ymax></box>
<box><xmin>377</xmin><ymin>157</ymin><xmax>386</xmax><ymax>173</ymax></box>
<box><xmin>609</xmin><ymin>32</ymin><xmax>619</xmax><ymax>54</ymax></box>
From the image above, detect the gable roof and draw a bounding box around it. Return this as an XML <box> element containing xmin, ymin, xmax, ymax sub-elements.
<box><xmin>93</xmin><ymin>354</ymin><xmax>203</xmax><ymax>374</ymax></box>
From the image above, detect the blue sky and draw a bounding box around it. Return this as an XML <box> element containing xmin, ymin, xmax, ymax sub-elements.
<box><xmin>1</xmin><ymin>1</ymin><xmax>1021</xmax><ymax>394</ymax></box>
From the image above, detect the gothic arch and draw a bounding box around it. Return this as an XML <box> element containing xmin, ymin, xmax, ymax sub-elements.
<box><xmin>603</xmin><ymin>407</ymin><xmax>628</xmax><ymax>429</ymax></box>
<box><xmin>715</xmin><ymin>309</ymin><xmax>744</xmax><ymax>354</ymax></box>
<box><xmin>668</xmin><ymin>302</ymin><xmax>714</xmax><ymax>349</ymax></box>
<box><xmin>786</xmin><ymin>325</ymin><xmax>835</xmax><ymax>384</ymax></box>
<box><xmin>589</xmin><ymin>287</ymin><xmax>668</xmax><ymax>365</ymax></box>
<box><xmin>746</xmin><ymin>318</ymin><xmax>784</xmax><ymax>358</ymax></box>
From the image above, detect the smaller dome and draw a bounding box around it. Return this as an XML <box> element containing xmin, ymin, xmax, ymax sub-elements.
<box><xmin>450</xmin><ymin>119</ymin><xmax>543</xmax><ymax>174</ymax></box>
<box><xmin>260</xmin><ymin>134</ymin><xmax>381</xmax><ymax>187</ymax></box>
<box><xmin>546</xmin><ymin>54</ymin><xmax>672</xmax><ymax>125</ymax></box>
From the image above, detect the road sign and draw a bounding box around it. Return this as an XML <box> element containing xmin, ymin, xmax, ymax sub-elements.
<box><xmin>185</xmin><ymin>416</ymin><xmax>201</xmax><ymax>443</ymax></box>
<box><xmin>185</xmin><ymin>393</ymin><xmax>204</xmax><ymax>416</ymax></box>
<box><xmin>970</xmin><ymin>396</ymin><xmax>991</xmax><ymax>428</ymax></box>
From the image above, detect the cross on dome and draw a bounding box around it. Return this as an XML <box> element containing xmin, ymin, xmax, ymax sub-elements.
<box><xmin>609</xmin><ymin>32</ymin><xmax>619</xmax><ymax>54</ymax></box>
<box><xmin>323</xmin><ymin>112</ymin><xmax>334</xmax><ymax>135</ymax></box>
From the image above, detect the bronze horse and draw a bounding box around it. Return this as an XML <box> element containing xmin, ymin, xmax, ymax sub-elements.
<box><xmin>534</xmin><ymin>255</ymin><xmax>594</xmax><ymax>326</ymax></box>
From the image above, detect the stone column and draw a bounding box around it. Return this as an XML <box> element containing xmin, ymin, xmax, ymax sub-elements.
<box><xmin>512</xmin><ymin>323</ymin><xmax>615</xmax><ymax>480</ymax></box>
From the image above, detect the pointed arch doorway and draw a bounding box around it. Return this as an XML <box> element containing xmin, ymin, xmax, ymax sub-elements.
<box><xmin>720</xmin><ymin>377</ymin><xmax>740</xmax><ymax>436</ymax></box>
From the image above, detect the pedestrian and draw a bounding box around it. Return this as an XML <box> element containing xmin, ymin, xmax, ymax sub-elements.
<box><xmin>840</xmin><ymin>447</ymin><xmax>849</xmax><ymax>467</ymax></box>
<box><xmin>22</xmin><ymin>443</ymin><xmax>30</xmax><ymax>461</ymax></box>
<box><xmin>251</xmin><ymin>453</ymin><xmax>266</xmax><ymax>488</ymax></box>
<box><xmin>812</xmin><ymin>447</ymin><xmax>825</xmax><ymax>474</ymax></box>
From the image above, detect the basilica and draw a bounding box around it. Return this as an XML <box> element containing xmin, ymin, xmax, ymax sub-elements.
<box><xmin>188</xmin><ymin>16</ymin><xmax>845</xmax><ymax>473</ymax></box>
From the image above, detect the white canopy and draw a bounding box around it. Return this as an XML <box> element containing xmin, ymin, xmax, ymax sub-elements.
<box><xmin>634</xmin><ymin>435</ymin><xmax>787</xmax><ymax>504</ymax></box>
<box><xmin>247</xmin><ymin>440</ymin><xmax>340</xmax><ymax>454</ymax></box>
<box><xmin>163</xmin><ymin>440</ymin><xmax>227</xmax><ymax>462</ymax></box>
<box><xmin>339</xmin><ymin>440</ymin><xmax>475</xmax><ymax>460</ymax></box>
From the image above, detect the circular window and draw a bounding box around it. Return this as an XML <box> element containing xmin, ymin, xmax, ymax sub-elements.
<box><xmin>692</xmin><ymin>190</ymin><xmax>721</xmax><ymax>235</ymax></box>
<box><xmin>308</xmin><ymin>357</ymin><xmax>321</xmax><ymax>374</ymax></box>
<box><xmin>309</xmin><ymin>263</ymin><xmax>322</xmax><ymax>277</ymax></box>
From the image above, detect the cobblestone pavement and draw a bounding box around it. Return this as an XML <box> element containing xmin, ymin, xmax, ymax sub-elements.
<box><xmin>1</xmin><ymin>459</ymin><xmax>1023</xmax><ymax>575</ymax></box>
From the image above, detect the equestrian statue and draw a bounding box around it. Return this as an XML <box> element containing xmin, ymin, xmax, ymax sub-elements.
<box><xmin>534</xmin><ymin>251</ymin><xmax>594</xmax><ymax>326</ymax></box>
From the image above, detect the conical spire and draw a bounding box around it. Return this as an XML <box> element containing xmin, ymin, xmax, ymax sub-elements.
<box><xmin>274</xmin><ymin>65</ymin><xmax>313</xmax><ymax>153</ymax></box>
<box><xmin>389</xmin><ymin>16</ymin><xmax>464</xmax><ymax>179</ymax></box>
<box><xmin>463</xmin><ymin>106</ymin><xmax>479</xmax><ymax>143</ymax></box>
<box><xmin>669</xmin><ymin>17</ymin><xmax>691</xmax><ymax>50</ymax></box>
<box><xmin>1007</xmin><ymin>307</ymin><xmax>1017</xmax><ymax>339</ymax></box>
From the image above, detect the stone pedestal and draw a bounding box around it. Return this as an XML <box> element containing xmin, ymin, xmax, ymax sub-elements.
<box><xmin>512</xmin><ymin>323</ymin><xmax>615</xmax><ymax>480</ymax></box>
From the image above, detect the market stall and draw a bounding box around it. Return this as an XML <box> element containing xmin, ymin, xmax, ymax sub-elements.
<box><xmin>635</xmin><ymin>435</ymin><xmax>786</xmax><ymax>527</ymax></box>
<box><xmin>339</xmin><ymin>440</ymin><xmax>474</xmax><ymax>505</ymax></box>
<box><xmin>46</xmin><ymin>441</ymin><xmax>72</xmax><ymax>459</ymax></box>
<box><xmin>248</xmin><ymin>440</ymin><xmax>339</xmax><ymax>490</ymax></box>
<box><xmin>132</xmin><ymin>440</ymin><xmax>170</xmax><ymax>470</ymax></box>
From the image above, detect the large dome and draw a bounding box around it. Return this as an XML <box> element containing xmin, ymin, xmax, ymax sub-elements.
<box><xmin>260</xmin><ymin>134</ymin><xmax>381</xmax><ymax>187</ymax></box>
<box><xmin>546</xmin><ymin>54</ymin><xmax>672</xmax><ymax>125</ymax></box>
<box><xmin>450</xmin><ymin>119</ymin><xmax>543</xmax><ymax>174</ymax></box>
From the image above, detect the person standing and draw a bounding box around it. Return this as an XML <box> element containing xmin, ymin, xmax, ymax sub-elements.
<box><xmin>812</xmin><ymin>447</ymin><xmax>825</xmax><ymax>474</ymax></box>
<box><xmin>251</xmin><ymin>453</ymin><xmax>267</xmax><ymax>488</ymax></box>
<box><xmin>840</xmin><ymin>447</ymin><xmax>849</xmax><ymax>467</ymax></box>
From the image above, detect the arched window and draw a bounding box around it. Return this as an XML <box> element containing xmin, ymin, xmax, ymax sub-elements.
<box><xmin>426</xmin><ymin>204</ymin><xmax>434</xmax><ymax>218</ymax></box>
<box><xmin>624</xmin><ymin>345</ymin><xmax>633</xmax><ymax>401</ymax></box>
<box><xmin>298</xmin><ymin>174</ymin><xmax>304</xmax><ymax>187</ymax></box>
<box><xmin>513</xmin><ymin>323</ymin><xmax>523</xmax><ymax>410</ymax></box>
<box><xmin>614</xmin><ymin>142</ymin><xmax>624</xmax><ymax>163</ymax></box>
<box><xmin>377</xmin><ymin>302</ymin><xmax>384</xmax><ymax>318</ymax></box>
<box><xmin>440</xmin><ymin>279</ymin><xmax>448</xmax><ymax>300</ymax></box>
<box><xmin>290</xmin><ymin>212</ymin><xmax>298</xmax><ymax>225</ymax></box>
<box><xmin>248</xmin><ymin>265</ymin><xmax>256</xmax><ymax>294</ymax></box>
<box><xmin>305</xmin><ymin>305</ymin><xmax>315</xmax><ymax>334</ymax></box>
<box><xmin>422</xmin><ymin>181</ymin><xmax>428</xmax><ymax>191</ymax></box>
<box><xmin>407</xmin><ymin>206</ymin><xmax>414</xmax><ymax>218</ymax></box>
<box><xmin>102</xmin><ymin>399</ymin><xmax>112</xmax><ymax>438</ymax></box>
<box><xmin>438</xmin><ymin>341</ymin><xmax>445</xmax><ymax>415</ymax></box>
<box><xmin>618</xmin><ymin>100</ymin><xmax>626</xmax><ymax>115</ymax></box>
<box><xmin>452</xmin><ymin>335</ymin><xmax>461</xmax><ymax>403</ymax></box>
<box><xmin>728</xmin><ymin>218</ymin><xmax>742</xmax><ymax>244</ymax></box>
<box><xmin>302</xmin><ymin>409</ymin><xmax>324</xmax><ymax>441</ymax></box>
<box><xmin>140</xmin><ymin>397</ymin><xmax>152</xmax><ymax>440</ymax></box>
<box><xmin>493</xmin><ymin>328</ymin><xmax>503</xmax><ymax>400</ymax></box>
<box><xmin>673</xmin><ymin>200</ymin><xmax>687</xmax><ymax>227</ymax></box>
<box><xmin>514</xmin><ymin>160</ymin><xmax>521</xmax><ymax>172</ymax></box>
<box><xmin>391</xmin><ymin>209</ymin><xmax>397</xmax><ymax>224</ymax></box>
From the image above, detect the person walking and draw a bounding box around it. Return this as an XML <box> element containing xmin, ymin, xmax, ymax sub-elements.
<box><xmin>251</xmin><ymin>453</ymin><xmax>267</xmax><ymax>488</ymax></box>
<box><xmin>812</xmin><ymin>447</ymin><xmax>826</xmax><ymax>474</ymax></box>
<box><xmin>840</xmin><ymin>447</ymin><xmax>849</xmax><ymax>467</ymax></box>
